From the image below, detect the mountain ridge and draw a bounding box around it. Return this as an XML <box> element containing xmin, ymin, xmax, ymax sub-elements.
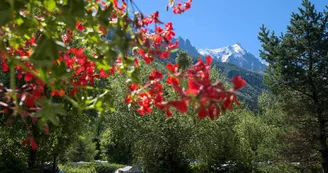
<box><xmin>198</xmin><ymin>43</ymin><xmax>267</xmax><ymax>71</ymax></box>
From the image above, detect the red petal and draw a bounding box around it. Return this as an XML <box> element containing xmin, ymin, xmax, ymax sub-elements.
<box><xmin>51</xmin><ymin>89</ymin><xmax>65</xmax><ymax>97</ymax></box>
<box><xmin>125</xmin><ymin>96</ymin><xmax>132</xmax><ymax>104</ymax></box>
<box><xmin>166</xmin><ymin>63</ymin><xmax>174</xmax><ymax>72</ymax></box>
<box><xmin>215</xmin><ymin>105</ymin><xmax>221</xmax><ymax>117</ymax></box>
<box><xmin>73</xmin><ymin>48</ymin><xmax>84</xmax><ymax>56</ymax></box>
<box><xmin>148</xmin><ymin>70</ymin><xmax>163</xmax><ymax>80</ymax></box>
<box><xmin>198</xmin><ymin>106</ymin><xmax>208</xmax><ymax>119</ymax></box>
<box><xmin>1</xmin><ymin>62</ymin><xmax>9</xmax><ymax>72</ymax></box>
<box><xmin>223</xmin><ymin>95</ymin><xmax>234</xmax><ymax>110</ymax></box>
<box><xmin>166</xmin><ymin>109</ymin><xmax>173</xmax><ymax>117</ymax></box>
<box><xmin>170</xmin><ymin>100</ymin><xmax>188</xmax><ymax>113</ymax></box>
<box><xmin>70</xmin><ymin>88</ymin><xmax>78</xmax><ymax>97</ymax></box>
<box><xmin>232</xmin><ymin>76</ymin><xmax>246</xmax><ymax>90</ymax></box>
<box><xmin>166</xmin><ymin>76</ymin><xmax>180</xmax><ymax>85</ymax></box>
<box><xmin>134</xmin><ymin>58</ymin><xmax>139</xmax><ymax>67</ymax></box>
<box><xmin>168</xmin><ymin>41</ymin><xmax>179</xmax><ymax>49</ymax></box>
<box><xmin>206</xmin><ymin>55</ymin><xmax>212</xmax><ymax>65</ymax></box>
<box><xmin>99</xmin><ymin>69</ymin><xmax>108</xmax><ymax>78</ymax></box>
<box><xmin>76</xmin><ymin>22</ymin><xmax>85</xmax><ymax>31</ymax></box>
<box><xmin>18</xmin><ymin>72</ymin><xmax>23</xmax><ymax>79</ymax></box>
<box><xmin>187</xmin><ymin>79</ymin><xmax>201</xmax><ymax>94</ymax></box>
<box><xmin>25</xmin><ymin>73</ymin><xmax>34</xmax><ymax>82</ymax></box>
<box><xmin>31</xmin><ymin>137</ymin><xmax>38</xmax><ymax>150</ymax></box>
<box><xmin>25</xmin><ymin>96</ymin><xmax>35</xmax><ymax>107</ymax></box>
<box><xmin>160</xmin><ymin>51</ymin><xmax>169</xmax><ymax>59</ymax></box>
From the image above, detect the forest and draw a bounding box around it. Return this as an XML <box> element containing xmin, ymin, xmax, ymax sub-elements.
<box><xmin>0</xmin><ymin>0</ymin><xmax>328</xmax><ymax>173</ymax></box>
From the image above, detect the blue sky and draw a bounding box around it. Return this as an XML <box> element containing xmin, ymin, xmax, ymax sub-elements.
<box><xmin>133</xmin><ymin>0</ymin><xmax>327</xmax><ymax>59</ymax></box>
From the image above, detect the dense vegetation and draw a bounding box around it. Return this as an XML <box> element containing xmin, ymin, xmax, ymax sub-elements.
<box><xmin>0</xmin><ymin>0</ymin><xmax>328</xmax><ymax>173</ymax></box>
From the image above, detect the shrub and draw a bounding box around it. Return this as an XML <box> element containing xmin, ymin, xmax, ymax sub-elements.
<box><xmin>60</xmin><ymin>162</ymin><xmax>125</xmax><ymax>173</ymax></box>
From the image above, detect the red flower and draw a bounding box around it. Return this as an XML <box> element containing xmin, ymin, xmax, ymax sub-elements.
<box><xmin>70</xmin><ymin>88</ymin><xmax>78</xmax><ymax>97</ymax></box>
<box><xmin>31</xmin><ymin>137</ymin><xmax>38</xmax><ymax>150</ymax></box>
<box><xmin>208</xmin><ymin>104</ymin><xmax>220</xmax><ymax>120</ymax></box>
<box><xmin>166</xmin><ymin>108</ymin><xmax>173</xmax><ymax>117</ymax></box>
<box><xmin>76</xmin><ymin>21</ymin><xmax>85</xmax><ymax>31</ymax></box>
<box><xmin>166</xmin><ymin>63</ymin><xmax>178</xmax><ymax>73</ymax></box>
<box><xmin>99</xmin><ymin>25</ymin><xmax>106</xmax><ymax>34</ymax></box>
<box><xmin>167</xmin><ymin>76</ymin><xmax>180</xmax><ymax>85</ymax></box>
<box><xmin>165</xmin><ymin>22</ymin><xmax>174</xmax><ymax>31</ymax></box>
<box><xmin>232</xmin><ymin>76</ymin><xmax>246</xmax><ymax>90</ymax></box>
<box><xmin>25</xmin><ymin>95</ymin><xmax>35</xmax><ymax>107</ymax></box>
<box><xmin>22</xmin><ymin>136</ymin><xmax>38</xmax><ymax>150</ymax></box>
<box><xmin>170</xmin><ymin>100</ymin><xmax>188</xmax><ymax>113</ymax></box>
<box><xmin>134</xmin><ymin>58</ymin><xmax>139</xmax><ymax>67</ymax></box>
<box><xmin>198</xmin><ymin>106</ymin><xmax>208</xmax><ymax>119</ymax></box>
<box><xmin>51</xmin><ymin>89</ymin><xmax>65</xmax><ymax>97</ymax></box>
<box><xmin>148</xmin><ymin>70</ymin><xmax>163</xmax><ymax>80</ymax></box>
<box><xmin>164</xmin><ymin>30</ymin><xmax>175</xmax><ymax>40</ymax></box>
<box><xmin>125</xmin><ymin>95</ymin><xmax>132</xmax><ymax>104</ymax></box>
<box><xmin>185</xmin><ymin>0</ymin><xmax>192</xmax><ymax>10</ymax></box>
<box><xmin>168</xmin><ymin>41</ymin><xmax>179</xmax><ymax>49</ymax></box>
<box><xmin>128</xmin><ymin>84</ymin><xmax>139</xmax><ymax>91</ymax></box>
<box><xmin>1</xmin><ymin>62</ymin><xmax>8</xmax><ymax>72</ymax></box>
<box><xmin>99</xmin><ymin>69</ymin><xmax>108</xmax><ymax>78</ymax></box>
<box><xmin>206</xmin><ymin>55</ymin><xmax>212</xmax><ymax>65</ymax></box>
<box><xmin>155</xmin><ymin>26</ymin><xmax>164</xmax><ymax>33</ymax></box>
<box><xmin>160</xmin><ymin>51</ymin><xmax>169</xmax><ymax>59</ymax></box>
<box><xmin>186</xmin><ymin>79</ymin><xmax>202</xmax><ymax>95</ymax></box>
<box><xmin>25</xmin><ymin>73</ymin><xmax>34</xmax><ymax>82</ymax></box>
<box><xmin>155</xmin><ymin>35</ymin><xmax>163</xmax><ymax>45</ymax></box>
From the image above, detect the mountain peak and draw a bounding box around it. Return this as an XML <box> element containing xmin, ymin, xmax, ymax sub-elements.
<box><xmin>230</xmin><ymin>43</ymin><xmax>246</xmax><ymax>55</ymax></box>
<box><xmin>198</xmin><ymin>43</ymin><xmax>266</xmax><ymax>71</ymax></box>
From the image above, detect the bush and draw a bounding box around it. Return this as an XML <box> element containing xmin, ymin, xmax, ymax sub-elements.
<box><xmin>60</xmin><ymin>162</ymin><xmax>125</xmax><ymax>173</ymax></box>
<box><xmin>258</xmin><ymin>163</ymin><xmax>301</xmax><ymax>173</ymax></box>
<box><xmin>0</xmin><ymin>150</ymin><xmax>27</xmax><ymax>173</ymax></box>
<box><xmin>67</xmin><ymin>134</ymin><xmax>97</xmax><ymax>162</ymax></box>
<box><xmin>93</xmin><ymin>163</ymin><xmax>125</xmax><ymax>173</ymax></box>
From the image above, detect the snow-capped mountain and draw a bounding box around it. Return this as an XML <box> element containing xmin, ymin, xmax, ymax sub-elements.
<box><xmin>198</xmin><ymin>43</ymin><xmax>267</xmax><ymax>71</ymax></box>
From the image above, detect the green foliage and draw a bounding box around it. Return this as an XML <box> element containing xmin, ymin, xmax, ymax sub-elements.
<box><xmin>175</xmin><ymin>51</ymin><xmax>193</xmax><ymax>70</ymax></box>
<box><xmin>211</xmin><ymin>61</ymin><xmax>266</xmax><ymax>111</ymax></box>
<box><xmin>97</xmin><ymin>65</ymin><xmax>282</xmax><ymax>172</ymax></box>
<box><xmin>257</xmin><ymin>163</ymin><xmax>301</xmax><ymax>173</ymax></box>
<box><xmin>0</xmin><ymin>150</ymin><xmax>27</xmax><ymax>173</ymax></box>
<box><xmin>67</xmin><ymin>134</ymin><xmax>97</xmax><ymax>162</ymax></box>
<box><xmin>100</xmin><ymin>129</ymin><xmax>133</xmax><ymax>164</ymax></box>
<box><xmin>259</xmin><ymin>0</ymin><xmax>328</xmax><ymax>171</ymax></box>
<box><xmin>60</xmin><ymin>163</ymin><xmax>125</xmax><ymax>173</ymax></box>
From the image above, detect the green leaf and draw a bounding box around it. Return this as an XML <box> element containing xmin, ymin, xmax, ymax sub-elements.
<box><xmin>30</xmin><ymin>36</ymin><xmax>58</xmax><ymax>68</ymax></box>
<box><xmin>51</xmin><ymin>61</ymin><xmax>73</xmax><ymax>79</ymax></box>
<box><xmin>105</xmin><ymin>48</ymin><xmax>118</xmax><ymax>65</ymax></box>
<box><xmin>170</xmin><ymin>48</ymin><xmax>179</xmax><ymax>53</ymax></box>
<box><xmin>130</xmin><ymin>68</ymin><xmax>140</xmax><ymax>83</ymax></box>
<box><xmin>96</xmin><ymin>59</ymin><xmax>111</xmax><ymax>71</ymax></box>
<box><xmin>0</xmin><ymin>2</ymin><xmax>12</xmax><ymax>26</ymax></box>
<box><xmin>95</xmin><ymin>99</ymin><xmax>103</xmax><ymax>112</ymax></box>
<box><xmin>103</xmin><ymin>93</ymin><xmax>115</xmax><ymax>112</ymax></box>
<box><xmin>44</xmin><ymin>0</ymin><xmax>56</xmax><ymax>11</ymax></box>
<box><xmin>33</xmin><ymin>97</ymin><xmax>65</xmax><ymax>126</ymax></box>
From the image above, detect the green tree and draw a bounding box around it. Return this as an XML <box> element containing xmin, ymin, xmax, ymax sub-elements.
<box><xmin>258</xmin><ymin>0</ymin><xmax>328</xmax><ymax>171</ymax></box>
<box><xmin>67</xmin><ymin>133</ymin><xmax>97</xmax><ymax>162</ymax></box>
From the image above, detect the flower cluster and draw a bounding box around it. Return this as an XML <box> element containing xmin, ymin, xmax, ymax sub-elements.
<box><xmin>0</xmin><ymin>0</ymin><xmax>246</xmax><ymax>151</ymax></box>
<box><xmin>169</xmin><ymin>0</ymin><xmax>192</xmax><ymax>14</ymax></box>
<box><xmin>125</xmin><ymin>56</ymin><xmax>246</xmax><ymax>120</ymax></box>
